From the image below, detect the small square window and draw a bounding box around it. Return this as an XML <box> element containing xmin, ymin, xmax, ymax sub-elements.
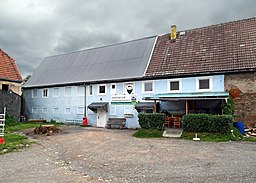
<box><xmin>99</xmin><ymin>86</ymin><xmax>105</xmax><ymax>93</ymax></box>
<box><xmin>53</xmin><ymin>108</ymin><xmax>59</xmax><ymax>114</ymax></box>
<box><xmin>2</xmin><ymin>84</ymin><xmax>9</xmax><ymax>91</ymax></box>
<box><xmin>65</xmin><ymin>108</ymin><xmax>71</xmax><ymax>114</ymax></box>
<box><xmin>42</xmin><ymin>108</ymin><xmax>48</xmax><ymax>114</ymax></box>
<box><xmin>53</xmin><ymin>88</ymin><xmax>59</xmax><ymax>97</ymax></box>
<box><xmin>42</xmin><ymin>89</ymin><xmax>48</xmax><ymax>98</ymax></box>
<box><xmin>98</xmin><ymin>84</ymin><xmax>107</xmax><ymax>95</ymax></box>
<box><xmin>199</xmin><ymin>79</ymin><xmax>210</xmax><ymax>89</ymax></box>
<box><xmin>77</xmin><ymin>86</ymin><xmax>84</xmax><ymax>96</ymax></box>
<box><xmin>32</xmin><ymin>89</ymin><xmax>38</xmax><ymax>98</ymax></box>
<box><xmin>77</xmin><ymin>107</ymin><xmax>84</xmax><ymax>114</ymax></box>
<box><xmin>143</xmin><ymin>82</ymin><xmax>153</xmax><ymax>92</ymax></box>
<box><xmin>32</xmin><ymin>107</ymin><xmax>37</xmax><ymax>113</ymax></box>
<box><xmin>65</xmin><ymin>87</ymin><xmax>72</xmax><ymax>96</ymax></box>
<box><xmin>170</xmin><ymin>81</ymin><xmax>179</xmax><ymax>90</ymax></box>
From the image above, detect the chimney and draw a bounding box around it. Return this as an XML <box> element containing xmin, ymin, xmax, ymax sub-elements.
<box><xmin>170</xmin><ymin>25</ymin><xmax>176</xmax><ymax>41</ymax></box>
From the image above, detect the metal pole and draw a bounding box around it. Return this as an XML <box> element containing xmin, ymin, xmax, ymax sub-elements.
<box><xmin>84</xmin><ymin>84</ymin><xmax>87</xmax><ymax>117</ymax></box>
<box><xmin>186</xmin><ymin>100</ymin><xmax>188</xmax><ymax>115</ymax></box>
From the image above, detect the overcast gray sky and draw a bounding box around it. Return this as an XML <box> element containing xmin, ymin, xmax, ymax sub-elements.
<box><xmin>0</xmin><ymin>0</ymin><xmax>255</xmax><ymax>78</ymax></box>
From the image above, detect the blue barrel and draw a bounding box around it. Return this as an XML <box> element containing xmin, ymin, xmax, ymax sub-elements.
<box><xmin>233</xmin><ymin>122</ymin><xmax>244</xmax><ymax>135</ymax></box>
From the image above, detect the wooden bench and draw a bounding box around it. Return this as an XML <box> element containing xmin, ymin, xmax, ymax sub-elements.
<box><xmin>28</xmin><ymin>119</ymin><xmax>47</xmax><ymax>123</ymax></box>
<box><xmin>107</xmin><ymin>118</ymin><xmax>126</xmax><ymax>129</ymax></box>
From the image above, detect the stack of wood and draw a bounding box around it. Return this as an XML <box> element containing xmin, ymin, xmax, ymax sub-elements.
<box><xmin>34</xmin><ymin>125</ymin><xmax>61</xmax><ymax>136</ymax></box>
<box><xmin>245</xmin><ymin>128</ymin><xmax>256</xmax><ymax>137</ymax></box>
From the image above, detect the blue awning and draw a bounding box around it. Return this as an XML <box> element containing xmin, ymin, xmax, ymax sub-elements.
<box><xmin>143</xmin><ymin>92</ymin><xmax>229</xmax><ymax>100</ymax></box>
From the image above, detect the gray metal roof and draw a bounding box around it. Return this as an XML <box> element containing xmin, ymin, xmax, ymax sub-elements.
<box><xmin>24</xmin><ymin>36</ymin><xmax>157</xmax><ymax>88</ymax></box>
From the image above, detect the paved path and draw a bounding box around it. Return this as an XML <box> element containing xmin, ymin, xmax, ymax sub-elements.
<box><xmin>0</xmin><ymin>126</ymin><xmax>256</xmax><ymax>182</ymax></box>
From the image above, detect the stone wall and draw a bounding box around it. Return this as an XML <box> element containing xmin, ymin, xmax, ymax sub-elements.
<box><xmin>0</xmin><ymin>90</ymin><xmax>21</xmax><ymax>121</ymax></box>
<box><xmin>225</xmin><ymin>72</ymin><xmax>256</xmax><ymax>127</ymax></box>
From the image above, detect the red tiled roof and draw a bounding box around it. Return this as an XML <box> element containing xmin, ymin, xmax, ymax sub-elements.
<box><xmin>0</xmin><ymin>49</ymin><xmax>22</xmax><ymax>82</ymax></box>
<box><xmin>145</xmin><ymin>17</ymin><xmax>256</xmax><ymax>77</ymax></box>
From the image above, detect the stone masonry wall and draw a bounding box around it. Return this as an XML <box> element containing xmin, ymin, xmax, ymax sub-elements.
<box><xmin>225</xmin><ymin>72</ymin><xmax>256</xmax><ymax>127</ymax></box>
<box><xmin>0</xmin><ymin>90</ymin><xmax>21</xmax><ymax>121</ymax></box>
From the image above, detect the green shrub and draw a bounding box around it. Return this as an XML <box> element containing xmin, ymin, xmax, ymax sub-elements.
<box><xmin>138</xmin><ymin>113</ymin><xmax>166</xmax><ymax>129</ymax></box>
<box><xmin>5</xmin><ymin>115</ymin><xmax>18</xmax><ymax>127</ymax></box>
<box><xmin>182</xmin><ymin>114</ymin><xmax>232</xmax><ymax>134</ymax></box>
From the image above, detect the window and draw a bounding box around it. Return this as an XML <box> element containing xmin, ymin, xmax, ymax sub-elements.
<box><xmin>77</xmin><ymin>86</ymin><xmax>84</xmax><ymax>96</ymax></box>
<box><xmin>42</xmin><ymin>107</ymin><xmax>48</xmax><ymax>114</ymax></box>
<box><xmin>53</xmin><ymin>108</ymin><xmax>59</xmax><ymax>114</ymax></box>
<box><xmin>32</xmin><ymin>107</ymin><xmax>37</xmax><ymax>113</ymax></box>
<box><xmin>77</xmin><ymin>107</ymin><xmax>84</xmax><ymax>114</ymax></box>
<box><xmin>42</xmin><ymin>89</ymin><xmax>48</xmax><ymax>98</ymax></box>
<box><xmin>2</xmin><ymin>84</ymin><xmax>9</xmax><ymax>91</ymax></box>
<box><xmin>65</xmin><ymin>87</ymin><xmax>72</xmax><ymax>96</ymax></box>
<box><xmin>98</xmin><ymin>84</ymin><xmax>107</xmax><ymax>95</ymax></box>
<box><xmin>53</xmin><ymin>88</ymin><xmax>59</xmax><ymax>97</ymax></box>
<box><xmin>124</xmin><ymin>106</ymin><xmax>134</xmax><ymax>117</ymax></box>
<box><xmin>32</xmin><ymin>89</ymin><xmax>38</xmax><ymax>98</ymax></box>
<box><xmin>142</xmin><ymin>81</ymin><xmax>154</xmax><ymax>93</ymax></box>
<box><xmin>89</xmin><ymin>85</ymin><xmax>93</xmax><ymax>95</ymax></box>
<box><xmin>65</xmin><ymin>108</ymin><xmax>71</xmax><ymax>114</ymax></box>
<box><xmin>197</xmin><ymin>77</ymin><xmax>212</xmax><ymax>91</ymax></box>
<box><xmin>168</xmin><ymin>79</ymin><xmax>181</xmax><ymax>92</ymax></box>
<box><xmin>111</xmin><ymin>84</ymin><xmax>116</xmax><ymax>95</ymax></box>
<box><xmin>110</xmin><ymin>106</ymin><xmax>116</xmax><ymax>115</ymax></box>
<box><xmin>199</xmin><ymin>79</ymin><xmax>209</xmax><ymax>89</ymax></box>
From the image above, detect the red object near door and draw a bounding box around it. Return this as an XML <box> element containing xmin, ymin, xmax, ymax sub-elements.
<box><xmin>0</xmin><ymin>137</ymin><xmax>4</xmax><ymax>144</ymax></box>
<box><xmin>83</xmin><ymin>117</ymin><xmax>88</xmax><ymax>126</ymax></box>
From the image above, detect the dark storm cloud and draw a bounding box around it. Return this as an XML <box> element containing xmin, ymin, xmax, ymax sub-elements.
<box><xmin>0</xmin><ymin>0</ymin><xmax>255</xmax><ymax>78</ymax></box>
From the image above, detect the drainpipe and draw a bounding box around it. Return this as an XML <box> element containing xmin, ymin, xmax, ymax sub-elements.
<box><xmin>84</xmin><ymin>83</ymin><xmax>87</xmax><ymax>117</ymax></box>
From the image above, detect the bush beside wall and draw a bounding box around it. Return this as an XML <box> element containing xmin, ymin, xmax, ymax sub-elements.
<box><xmin>182</xmin><ymin>114</ymin><xmax>232</xmax><ymax>134</ymax></box>
<box><xmin>138</xmin><ymin>113</ymin><xmax>166</xmax><ymax>129</ymax></box>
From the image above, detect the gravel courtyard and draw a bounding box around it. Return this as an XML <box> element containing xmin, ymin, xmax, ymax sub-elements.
<box><xmin>0</xmin><ymin>126</ymin><xmax>256</xmax><ymax>183</ymax></box>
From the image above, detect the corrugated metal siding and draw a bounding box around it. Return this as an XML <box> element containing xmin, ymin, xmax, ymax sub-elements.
<box><xmin>24</xmin><ymin>36</ymin><xmax>156</xmax><ymax>88</ymax></box>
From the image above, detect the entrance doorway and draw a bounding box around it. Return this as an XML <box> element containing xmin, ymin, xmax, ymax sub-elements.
<box><xmin>97</xmin><ymin>109</ymin><xmax>106</xmax><ymax>127</ymax></box>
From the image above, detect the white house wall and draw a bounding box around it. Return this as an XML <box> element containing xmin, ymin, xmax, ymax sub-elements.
<box><xmin>23</xmin><ymin>74</ymin><xmax>225</xmax><ymax>128</ymax></box>
<box><xmin>23</xmin><ymin>86</ymin><xmax>85</xmax><ymax>123</ymax></box>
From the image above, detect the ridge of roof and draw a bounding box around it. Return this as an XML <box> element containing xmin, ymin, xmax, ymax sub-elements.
<box><xmin>162</xmin><ymin>16</ymin><xmax>256</xmax><ymax>36</ymax></box>
<box><xmin>46</xmin><ymin>35</ymin><xmax>158</xmax><ymax>59</ymax></box>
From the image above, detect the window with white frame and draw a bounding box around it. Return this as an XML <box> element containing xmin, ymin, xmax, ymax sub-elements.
<box><xmin>124</xmin><ymin>106</ymin><xmax>134</xmax><ymax>117</ymax></box>
<box><xmin>53</xmin><ymin>108</ymin><xmax>59</xmax><ymax>114</ymax></box>
<box><xmin>65</xmin><ymin>87</ymin><xmax>72</xmax><ymax>96</ymax></box>
<box><xmin>77</xmin><ymin>107</ymin><xmax>84</xmax><ymax>114</ymax></box>
<box><xmin>142</xmin><ymin>81</ymin><xmax>154</xmax><ymax>93</ymax></box>
<box><xmin>32</xmin><ymin>107</ymin><xmax>37</xmax><ymax>113</ymax></box>
<box><xmin>65</xmin><ymin>108</ymin><xmax>71</xmax><ymax>114</ymax></box>
<box><xmin>111</xmin><ymin>84</ymin><xmax>116</xmax><ymax>95</ymax></box>
<box><xmin>196</xmin><ymin>77</ymin><xmax>212</xmax><ymax>91</ymax></box>
<box><xmin>98</xmin><ymin>84</ymin><xmax>107</xmax><ymax>95</ymax></box>
<box><xmin>77</xmin><ymin>86</ymin><xmax>84</xmax><ymax>96</ymax></box>
<box><xmin>110</xmin><ymin>106</ymin><xmax>116</xmax><ymax>115</ymax></box>
<box><xmin>53</xmin><ymin>88</ymin><xmax>60</xmax><ymax>97</ymax></box>
<box><xmin>42</xmin><ymin>107</ymin><xmax>48</xmax><ymax>113</ymax></box>
<box><xmin>168</xmin><ymin>79</ymin><xmax>181</xmax><ymax>92</ymax></box>
<box><xmin>42</xmin><ymin>89</ymin><xmax>48</xmax><ymax>98</ymax></box>
<box><xmin>89</xmin><ymin>85</ymin><xmax>93</xmax><ymax>95</ymax></box>
<box><xmin>32</xmin><ymin>89</ymin><xmax>38</xmax><ymax>98</ymax></box>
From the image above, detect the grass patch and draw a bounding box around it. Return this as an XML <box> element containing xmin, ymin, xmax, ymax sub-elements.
<box><xmin>1</xmin><ymin>121</ymin><xmax>63</xmax><ymax>154</ymax></box>
<box><xmin>0</xmin><ymin>133</ymin><xmax>31</xmax><ymax>154</ymax></box>
<box><xmin>181</xmin><ymin>127</ymin><xmax>244</xmax><ymax>142</ymax></box>
<box><xmin>133</xmin><ymin>129</ymin><xmax>163</xmax><ymax>138</ymax></box>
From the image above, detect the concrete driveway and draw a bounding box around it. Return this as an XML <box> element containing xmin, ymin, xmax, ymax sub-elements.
<box><xmin>0</xmin><ymin>126</ymin><xmax>256</xmax><ymax>182</ymax></box>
